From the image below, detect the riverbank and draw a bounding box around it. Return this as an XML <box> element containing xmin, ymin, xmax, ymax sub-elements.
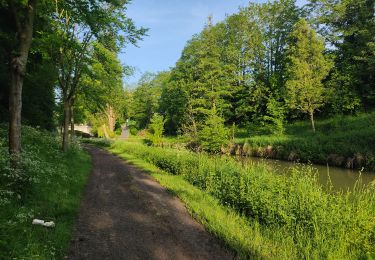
<box><xmin>232</xmin><ymin>112</ymin><xmax>375</xmax><ymax>171</ymax></box>
<box><xmin>107</xmin><ymin>140</ymin><xmax>375</xmax><ymax>259</ymax></box>
<box><xmin>0</xmin><ymin>125</ymin><xmax>91</xmax><ymax>259</ymax></box>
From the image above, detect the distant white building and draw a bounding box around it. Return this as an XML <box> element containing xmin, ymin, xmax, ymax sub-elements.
<box><xmin>74</xmin><ymin>124</ymin><xmax>93</xmax><ymax>136</ymax></box>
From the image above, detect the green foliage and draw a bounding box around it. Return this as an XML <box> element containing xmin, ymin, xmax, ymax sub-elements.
<box><xmin>0</xmin><ymin>7</ymin><xmax>57</xmax><ymax>129</ymax></box>
<box><xmin>155</xmin><ymin>0</ymin><xmax>302</xmax><ymax>134</ymax></box>
<box><xmin>325</xmin><ymin>69</ymin><xmax>362</xmax><ymax>114</ymax></box>
<box><xmin>0</xmin><ymin>125</ymin><xmax>91</xmax><ymax>259</ymax></box>
<box><xmin>126</xmin><ymin>120</ymin><xmax>138</xmax><ymax>136</ymax></box>
<box><xmin>285</xmin><ymin>19</ymin><xmax>332</xmax><ymax>130</ymax></box>
<box><xmin>113</xmin><ymin>151</ymin><xmax>297</xmax><ymax>258</ymax></box>
<box><xmin>198</xmin><ymin>108</ymin><xmax>228</xmax><ymax>153</ymax></box>
<box><xmin>80</xmin><ymin>137</ymin><xmax>112</xmax><ymax>148</ymax></box>
<box><xmin>262</xmin><ymin>97</ymin><xmax>285</xmax><ymax>135</ymax></box>
<box><xmin>110</xmin><ymin>141</ymin><xmax>375</xmax><ymax>259</ymax></box>
<box><xmin>309</xmin><ymin>0</ymin><xmax>375</xmax><ymax>108</ymax></box>
<box><xmin>147</xmin><ymin>113</ymin><xmax>165</xmax><ymax>146</ymax></box>
<box><xmin>129</xmin><ymin>0</ymin><xmax>373</xmax><ymax>136</ymax></box>
<box><xmin>131</xmin><ymin>72</ymin><xmax>165</xmax><ymax>129</ymax></box>
<box><xmin>239</xmin><ymin>112</ymin><xmax>375</xmax><ymax>171</ymax></box>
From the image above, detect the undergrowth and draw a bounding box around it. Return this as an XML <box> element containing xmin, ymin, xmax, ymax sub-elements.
<box><xmin>0</xmin><ymin>125</ymin><xmax>91</xmax><ymax>259</ymax></box>
<box><xmin>113</xmin><ymin>152</ymin><xmax>297</xmax><ymax>258</ymax></box>
<box><xmin>110</xmin><ymin>141</ymin><xmax>375</xmax><ymax>259</ymax></box>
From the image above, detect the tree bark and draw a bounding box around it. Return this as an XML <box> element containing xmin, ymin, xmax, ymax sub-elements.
<box><xmin>8</xmin><ymin>0</ymin><xmax>37</xmax><ymax>159</ymax></box>
<box><xmin>62</xmin><ymin>99</ymin><xmax>71</xmax><ymax>152</ymax></box>
<box><xmin>70</xmin><ymin>104</ymin><xmax>75</xmax><ymax>141</ymax></box>
<box><xmin>106</xmin><ymin>104</ymin><xmax>116</xmax><ymax>132</ymax></box>
<box><xmin>102</xmin><ymin>124</ymin><xmax>109</xmax><ymax>139</ymax></box>
<box><xmin>310</xmin><ymin>110</ymin><xmax>316</xmax><ymax>132</ymax></box>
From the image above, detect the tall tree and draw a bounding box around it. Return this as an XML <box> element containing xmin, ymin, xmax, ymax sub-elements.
<box><xmin>50</xmin><ymin>0</ymin><xmax>145</xmax><ymax>150</ymax></box>
<box><xmin>308</xmin><ymin>0</ymin><xmax>375</xmax><ymax>110</ymax></box>
<box><xmin>87</xmin><ymin>42</ymin><xmax>125</xmax><ymax>132</ymax></box>
<box><xmin>285</xmin><ymin>19</ymin><xmax>332</xmax><ymax>132</ymax></box>
<box><xmin>193</xmin><ymin>19</ymin><xmax>233</xmax><ymax>118</ymax></box>
<box><xmin>252</xmin><ymin>0</ymin><xmax>301</xmax><ymax>91</ymax></box>
<box><xmin>1</xmin><ymin>3</ymin><xmax>57</xmax><ymax>131</ymax></box>
<box><xmin>6</xmin><ymin>0</ymin><xmax>37</xmax><ymax>158</ymax></box>
<box><xmin>162</xmin><ymin>18</ymin><xmax>233</xmax><ymax>136</ymax></box>
<box><xmin>224</xmin><ymin>10</ymin><xmax>267</xmax><ymax>126</ymax></box>
<box><xmin>132</xmin><ymin>72</ymin><xmax>163</xmax><ymax>129</ymax></box>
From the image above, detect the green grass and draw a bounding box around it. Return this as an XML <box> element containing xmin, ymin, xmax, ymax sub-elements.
<box><xmin>0</xmin><ymin>126</ymin><xmax>91</xmax><ymax>259</ymax></box>
<box><xmin>110</xmin><ymin>151</ymin><xmax>297</xmax><ymax>259</ymax></box>
<box><xmin>109</xmin><ymin>141</ymin><xmax>375</xmax><ymax>259</ymax></box>
<box><xmin>235</xmin><ymin>112</ymin><xmax>375</xmax><ymax>170</ymax></box>
<box><xmin>80</xmin><ymin>137</ymin><xmax>114</xmax><ymax>147</ymax></box>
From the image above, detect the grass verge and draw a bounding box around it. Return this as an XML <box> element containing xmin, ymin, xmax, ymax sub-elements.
<box><xmin>0</xmin><ymin>126</ymin><xmax>91</xmax><ymax>259</ymax></box>
<box><xmin>109</xmin><ymin>141</ymin><xmax>375</xmax><ymax>259</ymax></box>
<box><xmin>110</xmin><ymin>151</ymin><xmax>296</xmax><ymax>259</ymax></box>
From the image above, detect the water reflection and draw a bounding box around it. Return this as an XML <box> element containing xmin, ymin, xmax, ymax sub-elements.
<box><xmin>237</xmin><ymin>156</ymin><xmax>375</xmax><ymax>191</ymax></box>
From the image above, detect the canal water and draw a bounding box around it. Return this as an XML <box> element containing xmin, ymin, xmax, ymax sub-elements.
<box><xmin>238</xmin><ymin>156</ymin><xmax>375</xmax><ymax>191</ymax></box>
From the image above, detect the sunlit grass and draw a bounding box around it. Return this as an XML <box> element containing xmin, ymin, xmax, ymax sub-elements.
<box><xmin>236</xmin><ymin>112</ymin><xmax>375</xmax><ymax>170</ymax></box>
<box><xmin>0</xmin><ymin>126</ymin><xmax>91</xmax><ymax>259</ymax></box>
<box><xmin>109</xmin><ymin>141</ymin><xmax>375</xmax><ymax>259</ymax></box>
<box><xmin>112</xmin><ymin>152</ymin><xmax>296</xmax><ymax>259</ymax></box>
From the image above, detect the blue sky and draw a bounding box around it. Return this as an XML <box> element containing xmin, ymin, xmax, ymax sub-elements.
<box><xmin>121</xmin><ymin>0</ymin><xmax>307</xmax><ymax>85</ymax></box>
<box><xmin>120</xmin><ymin>0</ymin><xmax>251</xmax><ymax>85</ymax></box>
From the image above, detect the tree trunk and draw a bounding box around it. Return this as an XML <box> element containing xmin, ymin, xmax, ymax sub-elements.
<box><xmin>106</xmin><ymin>104</ymin><xmax>116</xmax><ymax>132</ymax></box>
<box><xmin>310</xmin><ymin>110</ymin><xmax>316</xmax><ymax>132</ymax></box>
<box><xmin>8</xmin><ymin>0</ymin><xmax>37</xmax><ymax>159</ymax></box>
<box><xmin>62</xmin><ymin>99</ymin><xmax>71</xmax><ymax>152</ymax></box>
<box><xmin>9</xmin><ymin>62</ymin><xmax>23</xmax><ymax>157</ymax></box>
<box><xmin>70</xmin><ymin>105</ymin><xmax>75</xmax><ymax>141</ymax></box>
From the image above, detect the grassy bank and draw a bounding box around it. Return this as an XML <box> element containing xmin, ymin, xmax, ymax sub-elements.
<box><xmin>0</xmin><ymin>125</ymin><xmax>91</xmax><ymax>259</ymax></box>
<box><xmin>234</xmin><ymin>112</ymin><xmax>375</xmax><ymax>171</ymax></box>
<box><xmin>111</xmin><ymin>151</ymin><xmax>297</xmax><ymax>258</ymax></box>
<box><xmin>109</xmin><ymin>141</ymin><xmax>375</xmax><ymax>259</ymax></box>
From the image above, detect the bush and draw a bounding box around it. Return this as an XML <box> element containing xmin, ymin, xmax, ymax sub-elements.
<box><xmin>110</xmin><ymin>141</ymin><xmax>375</xmax><ymax>259</ymax></box>
<box><xmin>147</xmin><ymin>113</ymin><xmax>165</xmax><ymax>146</ymax></box>
<box><xmin>198</xmin><ymin>108</ymin><xmax>228</xmax><ymax>153</ymax></box>
<box><xmin>129</xmin><ymin>126</ymin><xmax>138</xmax><ymax>136</ymax></box>
<box><xmin>80</xmin><ymin>137</ymin><xmax>112</xmax><ymax>147</ymax></box>
<box><xmin>262</xmin><ymin>97</ymin><xmax>285</xmax><ymax>135</ymax></box>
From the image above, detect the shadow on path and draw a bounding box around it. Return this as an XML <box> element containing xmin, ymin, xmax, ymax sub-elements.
<box><xmin>67</xmin><ymin>146</ymin><xmax>233</xmax><ymax>260</ymax></box>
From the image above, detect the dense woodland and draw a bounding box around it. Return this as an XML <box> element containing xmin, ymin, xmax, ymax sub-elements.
<box><xmin>127</xmin><ymin>0</ymin><xmax>374</xmax><ymax>141</ymax></box>
<box><xmin>0</xmin><ymin>0</ymin><xmax>146</xmax><ymax>155</ymax></box>
<box><xmin>1</xmin><ymin>0</ymin><xmax>374</xmax><ymax>155</ymax></box>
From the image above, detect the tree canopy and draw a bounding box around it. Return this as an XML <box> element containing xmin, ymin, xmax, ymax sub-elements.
<box><xmin>124</xmin><ymin>0</ymin><xmax>373</xmax><ymax>148</ymax></box>
<box><xmin>1</xmin><ymin>0</ymin><xmax>373</xmax><ymax>153</ymax></box>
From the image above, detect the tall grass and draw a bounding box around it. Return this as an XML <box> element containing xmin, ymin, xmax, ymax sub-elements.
<box><xmin>237</xmin><ymin>112</ymin><xmax>375</xmax><ymax>170</ymax></box>
<box><xmin>110</xmin><ymin>141</ymin><xmax>375</xmax><ymax>259</ymax></box>
<box><xmin>0</xmin><ymin>125</ymin><xmax>91</xmax><ymax>259</ymax></box>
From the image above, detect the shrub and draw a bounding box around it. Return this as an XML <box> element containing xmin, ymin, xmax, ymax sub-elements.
<box><xmin>147</xmin><ymin>113</ymin><xmax>165</xmax><ymax>146</ymax></box>
<box><xmin>198</xmin><ymin>108</ymin><xmax>228</xmax><ymax>153</ymax></box>
<box><xmin>262</xmin><ymin>97</ymin><xmax>285</xmax><ymax>135</ymax></box>
<box><xmin>129</xmin><ymin>126</ymin><xmax>138</xmax><ymax>136</ymax></box>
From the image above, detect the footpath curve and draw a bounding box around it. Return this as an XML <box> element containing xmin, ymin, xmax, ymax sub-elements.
<box><xmin>68</xmin><ymin>146</ymin><xmax>233</xmax><ymax>259</ymax></box>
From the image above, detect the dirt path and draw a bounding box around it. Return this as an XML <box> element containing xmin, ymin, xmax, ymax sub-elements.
<box><xmin>67</xmin><ymin>146</ymin><xmax>233</xmax><ymax>260</ymax></box>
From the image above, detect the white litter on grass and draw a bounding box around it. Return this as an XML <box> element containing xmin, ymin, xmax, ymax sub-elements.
<box><xmin>32</xmin><ymin>219</ymin><xmax>44</xmax><ymax>225</ymax></box>
<box><xmin>32</xmin><ymin>219</ymin><xmax>55</xmax><ymax>228</ymax></box>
